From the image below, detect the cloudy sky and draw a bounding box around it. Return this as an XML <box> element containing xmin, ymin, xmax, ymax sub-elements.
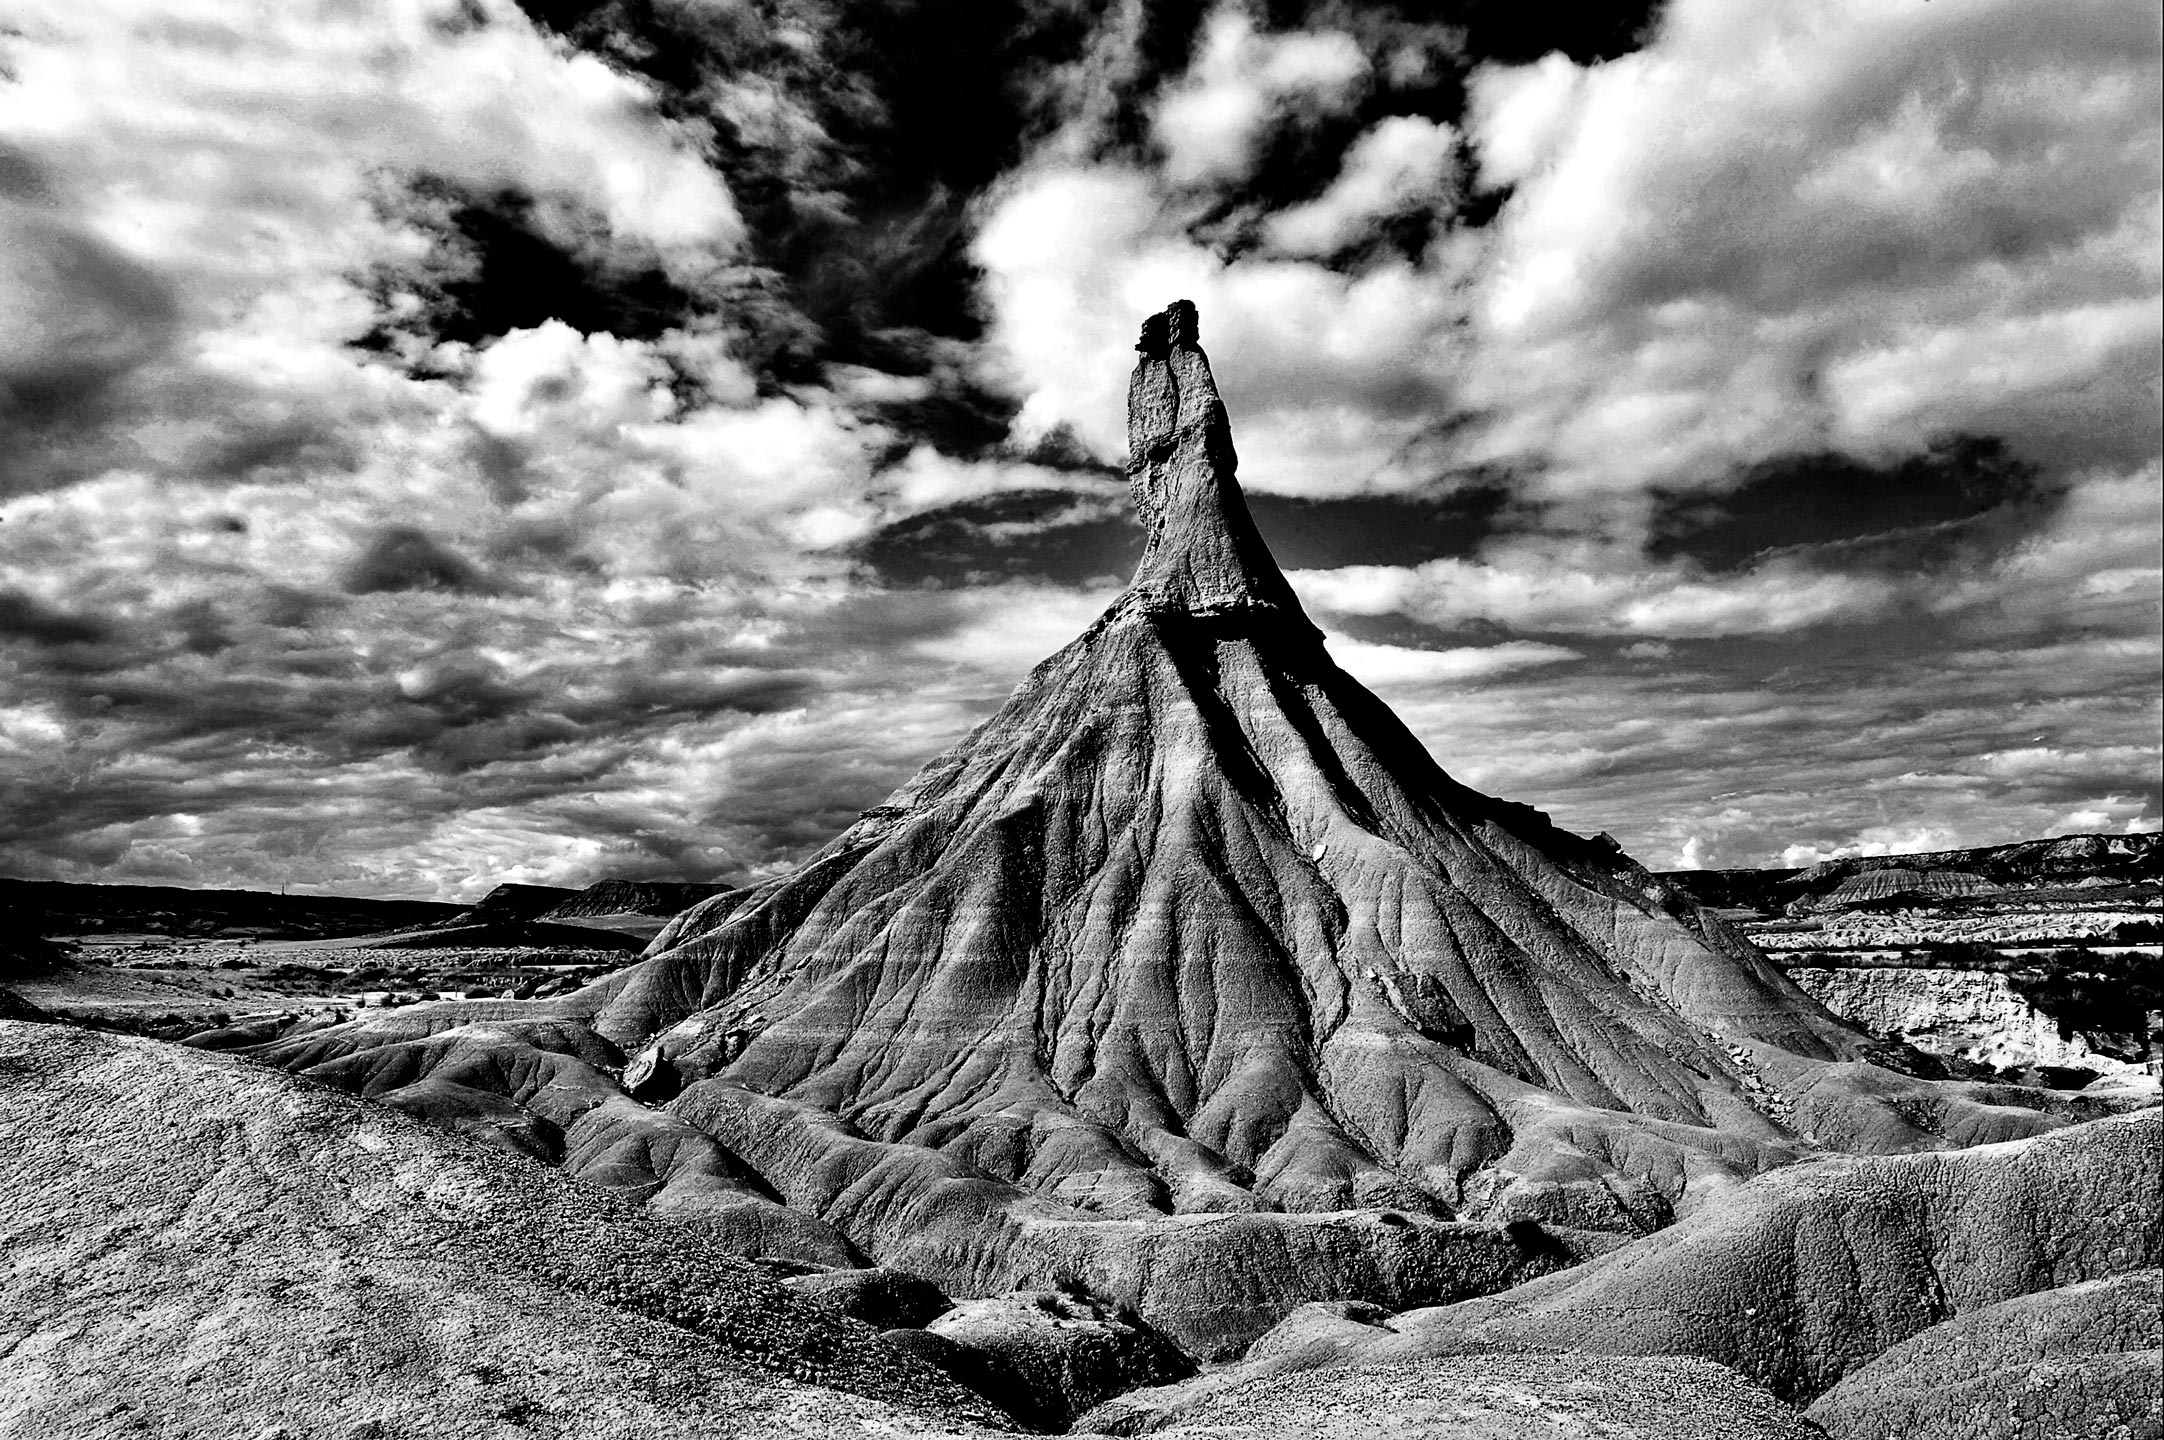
<box><xmin>2</xmin><ymin>0</ymin><xmax>2157</xmax><ymax>899</ymax></box>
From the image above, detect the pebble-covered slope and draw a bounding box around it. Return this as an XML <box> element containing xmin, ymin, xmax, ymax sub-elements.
<box><xmin>0</xmin><ymin>1020</ymin><xmax>1003</xmax><ymax>1440</ymax></box>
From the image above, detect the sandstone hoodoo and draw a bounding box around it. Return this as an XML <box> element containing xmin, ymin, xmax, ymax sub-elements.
<box><xmin>233</xmin><ymin>303</ymin><xmax>2069</xmax><ymax>1368</ymax></box>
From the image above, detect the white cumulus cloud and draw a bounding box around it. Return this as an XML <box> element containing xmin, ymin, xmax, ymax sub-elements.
<box><xmin>1152</xmin><ymin>4</ymin><xmax>1369</xmax><ymax>187</ymax></box>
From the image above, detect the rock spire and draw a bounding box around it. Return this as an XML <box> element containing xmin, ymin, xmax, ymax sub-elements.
<box><xmin>1122</xmin><ymin>300</ymin><xmax>1308</xmax><ymax>622</ymax></box>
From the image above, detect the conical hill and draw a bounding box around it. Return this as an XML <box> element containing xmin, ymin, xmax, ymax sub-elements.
<box><xmin>235</xmin><ymin>302</ymin><xmax>2071</xmax><ymax>1360</ymax></box>
<box><xmin>593</xmin><ymin>302</ymin><xmax>1872</xmax><ymax>1217</ymax></box>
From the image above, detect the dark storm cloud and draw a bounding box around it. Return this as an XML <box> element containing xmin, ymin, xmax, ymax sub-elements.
<box><xmin>1647</xmin><ymin>437</ymin><xmax>2060</xmax><ymax>574</ymax></box>
<box><xmin>862</xmin><ymin>371</ymin><xmax>1025</xmax><ymax>463</ymax></box>
<box><xmin>858</xmin><ymin>489</ymin><xmax>1142</xmax><ymax>588</ymax></box>
<box><xmin>856</xmin><ymin>478</ymin><xmax>1521</xmax><ymax>588</ymax></box>
<box><xmin>0</xmin><ymin>531</ymin><xmax>1057</xmax><ymax>881</ymax></box>
<box><xmin>1564</xmin><ymin>11</ymin><xmax>2159</xmax><ymax>327</ymax></box>
<box><xmin>1123</xmin><ymin>2</ymin><xmax>1667</xmax><ymax>267</ymax></box>
<box><xmin>1440</xmin><ymin>1</ymin><xmax>1661</xmax><ymax>65</ymax></box>
<box><xmin>1452</xmin><ymin>0</ymin><xmax>2162</xmax><ymax>494</ymax></box>
<box><xmin>492</xmin><ymin>0</ymin><xmax>1666</xmax><ymax>386</ymax></box>
<box><xmin>506</xmin><ymin>0</ymin><xmax>1109</xmax><ymax>375</ymax></box>
<box><xmin>0</xmin><ymin>590</ymin><xmax>115</xmax><ymax>647</ymax></box>
<box><xmin>1249</xmin><ymin>482</ymin><xmax>1516</xmax><ymax>568</ymax></box>
<box><xmin>1380</xmin><ymin>619</ymin><xmax>2161</xmax><ymax>872</ymax></box>
<box><xmin>342</xmin><ymin>526</ymin><xmax>495</xmax><ymax>595</ymax></box>
<box><xmin>576</xmin><ymin>669</ymin><xmax>826</xmax><ymax>722</ymax></box>
<box><xmin>0</xmin><ymin>166</ymin><xmax>182</xmax><ymax>496</ymax></box>
<box><xmin>363</xmin><ymin>179</ymin><xmax>706</xmax><ymax>353</ymax></box>
<box><xmin>196</xmin><ymin>414</ymin><xmax>361</xmax><ymax>485</ymax></box>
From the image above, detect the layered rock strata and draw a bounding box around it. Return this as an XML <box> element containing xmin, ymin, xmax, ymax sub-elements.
<box><xmin>1787</xmin><ymin>964</ymin><xmax>2150</xmax><ymax>1072</ymax></box>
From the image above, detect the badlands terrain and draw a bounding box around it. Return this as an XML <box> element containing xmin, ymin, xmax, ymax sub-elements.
<box><xmin>1664</xmin><ymin>833</ymin><xmax>2161</xmax><ymax>1087</ymax></box>
<box><xmin>3</xmin><ymin>306</ymin><xmax>2157</xmax><ymax>1439</ymax></box>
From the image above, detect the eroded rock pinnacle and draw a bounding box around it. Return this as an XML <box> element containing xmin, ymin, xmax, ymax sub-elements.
<box><xmin>1123</xmin><ymin>300</ymin><xmax>1306</xmax><ymax>620</ymax></box>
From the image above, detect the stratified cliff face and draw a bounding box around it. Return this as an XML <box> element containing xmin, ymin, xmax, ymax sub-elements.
<box><xmin>227</xmin><ymin>303</ymin><xmax>2073</xmax><ymax>1359</ymax></box>
<box><xmin>1786</xmin><ymin>965</ymin><xmax>2152</xmax><ymax>1071</ymax></box>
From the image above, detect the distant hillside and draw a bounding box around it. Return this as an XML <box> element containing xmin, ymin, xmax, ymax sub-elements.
<box><xmin>442</xmin><ymin>880</ymin><xmax>736</xmax><ymax>925</ymax></box>
<box><xmin>544</xmin><ymin>880</ymin><xmax>736</xmax><ymax>920</ymax></box>
<box><xmin>0</xmin><ymin>875</ymin><xmax>740</xmax><ymax>951</ymax></box>
<box><xmin>449</xmin><ymin>883</ymin><xmax>585</xmax><ymax>923</ymax></box>
<box><xmin>0</xmin><ymin>878</ymin><xmax>462</xmax><ymax>941</ymax></box>
<box><xmin>397</xmin><ymin>880</ymin><xmax>743</xmax><ymax>946</ymax></box>
<box><xmin>1661</xmin><ymin>832</ymin><xmax>2161</xmax><ymax>915</ymax></box>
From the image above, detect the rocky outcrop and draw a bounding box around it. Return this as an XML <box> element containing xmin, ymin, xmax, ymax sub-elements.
<box><xmin>1755</xmin><ymin>904</ymin><xmax>2159</xmax><ymax>950</ymax></box>
<box><xmin>0</xmin><ymin>986</ymin><xmax>56</xmax><ymax>1022</ymax></box>
<box><xmin>0</xmin><ymin>1020</ymin><xmax>1004</xmax><ymax>1439</ymax></box>
<box><xmin>451</xmin><ymin>881</ymin><xmax>584</xmax><ymax>922</ymax></box>
<box><xmin>0</xmin><ymin>876</ymin><xmax>462</xmax><ymax>941</ymax></box>
<box><xmin>1804</xmin><ymin>1270</ymin><xmax>2163</xmax><ymax>1440</ymax></box>
<box><xmin>664</xmin><ymin>1072</ymin><xmax>1600</xmax><ymax>1358</ymax></box>
<box><xmin>925</xmin><ymin>1290</ymin><xmax>1192</xmax><ymax>1430</ymax></box>
<box><xmin>1817</xmin><ymin>867</ymin><xmax>1995</xmax><ymax>907</ymax></box>
<box><xmin>1793</xmin><ymin>833</ymin><xmax>2161</xmax><ymax>895</ymax></box>
<box><xmin>0</xmin><ymin>924</ymin><xmax>72</xmax><ymax>984</ymax></box>
<box><xmin>1787</xmin><ymin>964</ymin><xmax>2145</xmax><ymax>1070</ymax></box>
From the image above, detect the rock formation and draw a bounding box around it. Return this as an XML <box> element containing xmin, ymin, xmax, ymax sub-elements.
<box><xmin>923</xmin><ymin>1290</ymin><xmax>1192</xmax><ymax>1430</ymax></box>
<box><xmin>217</xmin><ymin>302</ymin><xmax>2084</xmax><ymax>1372</ymax></box>
<box><xmin>1817</xmin><ymin>867</ymin><xmax>1995</xmax><ymax>907</ymax></box>
<box><xmin>1785</xmin><ymin>963</ymin><xmax>2149</xmax><ymax>1072</ymax></box>
<box><xmin>594</xmin><ymin>302</ymin><xmax>1896</xmax><ymax>1232</ymax></box>
<box><xmin>545</xmin><ymin>879</ymin><xmax>738</xmax><ymax>921</ymax></box>
<box><xmin>0</xmin><ymin>875</ymin><xmax>462</xmax><ymax>941</ymax></box>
